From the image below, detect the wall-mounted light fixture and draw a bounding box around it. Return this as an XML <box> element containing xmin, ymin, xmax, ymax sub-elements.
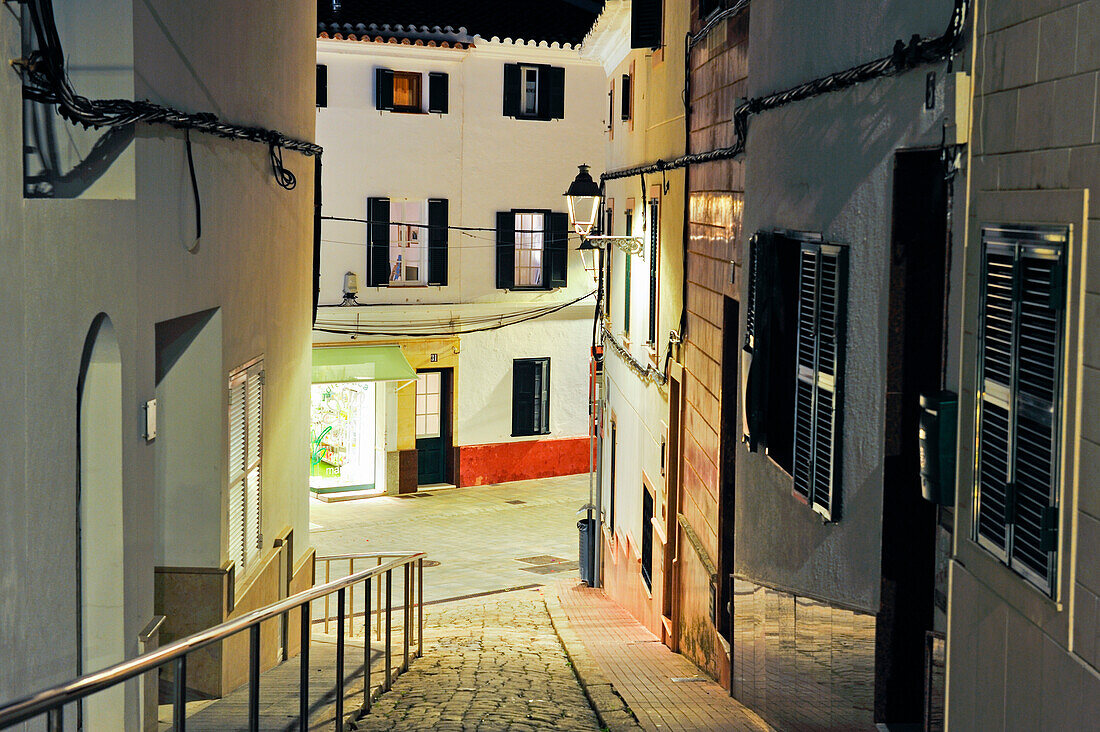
<box><xmin>564</xmin><ymin>164</ymin><xmax>644</xmax><ymax>257</ymax></box>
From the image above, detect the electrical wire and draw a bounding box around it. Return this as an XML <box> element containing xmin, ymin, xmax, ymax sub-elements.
<box><xmin>15</xmin><ymin>0</ymin><xmax>321</xmax><ymax>192</ymax></box>
<box><xmin>312</xmin><ymin>289</ymin><xmax>596</xmax><ymax>336</ymax></box>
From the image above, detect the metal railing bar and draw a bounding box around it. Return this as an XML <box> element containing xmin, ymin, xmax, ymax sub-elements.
<box><xmin>299</xmin><ymin>601</ymin><xmax>310</xmax><ymax>732</ymax></box>
<box><xmin>417</xmin><ymin>558</ymin><xmax>424</xmax><ymax>658</ymax></box>
<box><xmin>363</xmin><ymin>577</ymin><xmax>371</xmax><ymax>715</ymax></box>
<box><xmin>175</xmin><ymin>656</ymin><xmax>186</xmax><ymax>732</ymax></box>
<box><xmin>348</xmin><ymin>558</ymin><xmax>355</xmax><ymax>639</ymax></box>
<box><xmin>0</xmin><ymin>551</ymin><xmax>426</xmax><ymax>729</ymax></box>
<box><xmin>402</xmin><ymin>564</ymin><xmax>410</xmax><ymax>673</ymax></box>
<box><xmin>46</xmin><ymin>706</ymin><xmax>61</xmax><ymax>732</ymax></box>
<box><xmin>384</xmin><ymin>571</ymin><xmax>392</xmax><ymax>692</ymax></box>
<box><xmin>336</xmin><ymin>588</ymin><xmax>345</xmax><ymax>731</ymax></box>
<box><xmin>376</xmin><ymin>557</ymin><xmax>382</xmax><ymax>641</ymax></box>
<box><xmin>248</xmin><ymin>624</ymin><xmax>261</xmax><ymax>732</ymax></box>
<box><xmin>324</xmin><ymin>560</ymin><xmax>331</xmax><ymax>635</ymax></box>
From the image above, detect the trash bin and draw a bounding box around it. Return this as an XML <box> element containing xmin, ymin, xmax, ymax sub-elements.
<box><xmin>578</xmin><ymin>517</ymin><xmax>596</xmax><ymax>585</ymax></box>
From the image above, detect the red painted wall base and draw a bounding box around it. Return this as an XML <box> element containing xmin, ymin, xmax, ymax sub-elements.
<box><xmin>456</xmin><ymin>436</ymin><xmax>589</xmax><ymax>487</ymax></box>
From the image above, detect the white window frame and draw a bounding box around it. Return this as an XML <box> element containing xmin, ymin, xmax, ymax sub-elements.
<box><xmin>415</xmin><ymin>371</ymin><xmax>442</xmax><ymax>438</ymax></box>
<box><xmin>228</xmin><ymin>359</ymin><xmax>263</xmax><ymax>580</ymax></box>
<box><xmin>389</xmin><ymin>199</ymin><xmax>428</xmax><ymax>286</ymax></box>
<box><xmin>514</xmin><ymin>211</ymin><xmax>546</xmax><ymax>288</ymax></box>
<box><xmin>521</xmin><ymin>65</ymin><xmax>539</xmax><ymax>116</ymax></box>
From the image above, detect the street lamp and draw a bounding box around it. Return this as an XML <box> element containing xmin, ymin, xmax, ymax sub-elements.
<box><xmin>563</xmin><ymin>164</ymin><xmax>644</xmax><ymax>256</ymax></box>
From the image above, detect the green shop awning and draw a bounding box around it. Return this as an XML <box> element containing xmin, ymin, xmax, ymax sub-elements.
<box><xmin>311</xmin><ymin>345</ymin><xmax>417</xmax><ymax>385</ymax></box>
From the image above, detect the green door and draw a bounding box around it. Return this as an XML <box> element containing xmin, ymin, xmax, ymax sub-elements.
<box><xmin>415</xmin><ymin>369</ymin><xmax>451</xmax><ymax>485</ymax></box>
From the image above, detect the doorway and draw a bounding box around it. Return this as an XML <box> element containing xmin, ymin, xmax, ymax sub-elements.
<box><xmin>416</xmin><ymin>368</ymin><xmax>452</xmax><ymax>485</ymax></box>
<box><xmin>876</xmin><ymin>149</ymin><xmax>946</xmax><ymax>725</ymax></box>
<box><xmin>717</xmin><ymin>297</ymin><xmax>739</xmax><ymax>647</ymax></box>
<box><xmin>77</xmin><ymin>314</ymin><xmax>131</xmax><ymax>729</ymax></box>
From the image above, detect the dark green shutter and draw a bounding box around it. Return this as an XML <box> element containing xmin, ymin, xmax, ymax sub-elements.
<box><xmin>631</xmin><ymin>0</ymin><xmax>663</xmax><ymax>49</ymax></box>
<box><xmin>648</xmin><ymin>200</ymin><xmax>658</xmax><ymax>344</ymax></box>
<box><xmin>537</xmin><ymin>359</ymin><xmax>550</xmax><ymax>434</ymax></box>
<box><xmin>791</xmin><ymin>242</ymin><xmax>847</xmax><ymax>521</ymax></box>
<box><xmin>540</xmin><ymin>66</ymin><xmax>565</xmax><ymax>120</ymax></box>
<box><xmin>512</xmin><ymin>360</ymin><xmax>536</xmax><ymax>435</ymax></box>
<box><xmin>742</xmin><ymin>232</ymin><xmax>773</xmax><ymax>452</ymax></box>
<box><xmin>427</xmin><ymin>198</ymin><xmax>448</xmax><ymax>285</ymax></box>
<box><xmin>367</xmin><ymin>197</ymin><xmax>390</xmax><ymax>286</ymax></box>
<box><xmin>375</xmin><ymin>68</ymin><xmax>394</xmax><ymax>111</ymax></box>
<box><xmin>503</xmin><ymin>64</ymin><xmax>521</xmax><ymax>117</ymax></box>
<box><xmin>428</xmin><ymin>72</ymin><xmax>449</xmax><ymax>113</ymax></box>
<box><xmin>317</xmin><ymin>64</ymin><xmax>328</xmax><ymax>108</ymax></box>
<box><xmin>496</xmin><ymin>211</ymin><xmax>515</xmax><ymax>290</ymax></box>
<box><xmin>975</xmin><ymin>226</ymin><xmax>1065</xmax><ymax>594</ymax></box>
<box><xmin>621</xmin><ymin>74</ymin><xmax>631</xmax><ymax>120</ymax></box>
<box><xmin>624</xmin><ymin>212</ymin><xmax>633</xmax><ymax>334</ymax></box>
<box><xmin>546</xmin><ymin>212</ymin><xmax>568</xmax><ymax>288</ymax></box>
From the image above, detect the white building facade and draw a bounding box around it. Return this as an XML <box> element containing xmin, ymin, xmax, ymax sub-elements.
<box><xmin>314</xmin><ymin>25</ymin><xmax>607</xmax><ymax>494</ymax></box>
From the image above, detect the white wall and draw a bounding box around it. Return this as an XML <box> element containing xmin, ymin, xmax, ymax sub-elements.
<box><xmin>316</xmin><ymin>36</ymin><xmax>607</xmax><ymax>446</ymax></box>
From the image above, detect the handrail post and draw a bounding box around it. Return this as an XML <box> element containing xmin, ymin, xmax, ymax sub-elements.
<box><xmin>403</xmin><ymin>563</ymin><xmax>411</xmax><ymax>673</ymax></box>
<box><xmin>376</xmin><ymin>557</ymin><xmax>382</xmax><ymax>641</ymax></box>
<box><xmin>363</xmin><ymin>576</ymin><xmax>372</xmax><ymax>714</ymax></box>
<box><xmin>299</xmin><ymin>600</ymin><xmax>310</xmax><ymax>731</ymax></box>
<box><xmin>336</xmin><ymin>587</ymin><xmax>346</xmax><ymax>730</ymax></box>
<box><xmin>384</xmin><ymin>570</ymin><xmax>392</xmax><ymax>691</ymax></box>
<box><xmin>324</xmin><ymin>559</ymin><xmax>331</xmax><ymax>634</ymax></box>
<box><xmin>348</xmin><ymin>558</ymin><xmax>355</xmax><ymax>638</ymax></box>
<box><xmin>248</xmin><ymin>625</ymin><xmax>260</xmax><ymax>732</ymax></box>
<box><xmin>46</xmin><ymin>705</ymin><xmax>62</xmax><ymax>732</ymax></box>
<box><xmin>174</xmin><ymin>655</ymin><xmax>187</xmax><ymax>732</ymax></box>
<box><xmin>418</xmin><ymin>557</ymin><xmax>424</xmax><ymax>658</ymax></box>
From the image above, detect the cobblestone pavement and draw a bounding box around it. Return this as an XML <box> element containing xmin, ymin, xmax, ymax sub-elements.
<box><xmin>354</xmin><ymin>588</ymin><xmax>601</xmax><ymax>732</ymax></box>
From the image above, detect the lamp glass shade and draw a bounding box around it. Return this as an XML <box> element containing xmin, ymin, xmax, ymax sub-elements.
<box><xmin>564</xmin><ymin>164</ymin><xmax>602</xmax><ymax>237</ymax></box>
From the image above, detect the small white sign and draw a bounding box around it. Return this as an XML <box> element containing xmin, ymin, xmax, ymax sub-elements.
<box><xmin>144</xmin><ymin>399</ymin><xmax>157</xmax><ymax>441</ymax></box>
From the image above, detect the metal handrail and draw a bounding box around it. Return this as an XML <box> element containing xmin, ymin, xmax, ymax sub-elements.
<box><xmin>0</xmin><ymin>550</ymin><xmax>426</xmax><ymax>731</ymax></box>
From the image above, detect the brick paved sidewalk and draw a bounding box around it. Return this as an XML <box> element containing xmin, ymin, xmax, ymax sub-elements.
<box><xmin>355</xmin><ymin>588</ymin><xmax>601</xmax><ymax>731</ymax></box>
<box><xmin>554</xmin><ymin>581</ymin><xmax>772</xmax><ymax>732</ymax></box>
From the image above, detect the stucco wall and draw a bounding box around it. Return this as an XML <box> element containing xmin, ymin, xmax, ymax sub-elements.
<box><xmin>737</xmin><ymin>0</ymin><xmax>950</xmax><ymax>612</ymax></box>
<box><xmin>0</xmin><ymin>0</ymin><xmax>314</xmax><ymax>705</ymax></box>
<box><xmin>946</xmin><ymin>0</ymin><xmax>1100</xmax><ymax>725</ymax></box>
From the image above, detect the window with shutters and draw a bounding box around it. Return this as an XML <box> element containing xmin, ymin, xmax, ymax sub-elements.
<box><xmin>228</xmin><ymin>360</ymin><xmax>263</xmax><ymax>580</ymax></box>
<box><xmin>367</xmin><ymin>197</ymin><xmax>448</xmax><ymax>286</ymax></box>
<box><xmin>503</xmin><ymin>64</ymin><xmax>565</xmax><ymax>120</ymax></box>
<box><xmin>375</xmin><ymin>68</ymin><xmax>448</xmax><ymax>114</ymax></box>
<box><xmin>512</xmin><ymin>358</ymin><xmax>551</xmax><ymax>436</ymax></box>
<box><xmin>621</xmin><ymin>73</ymin><xmax>632</xmax><ymax>122</ymax></box>
<box><xmin>316</xmin><ymin>64</ymin><xmax>327</xmax><ymax>108</ymax></box>
<box><xmin>631</xmin><ymin>0</ymin><xmax>663</xmax><ymax>49</ymax></box>
<box><xmin>974</xmin><ymin>224</ymin><xmax>1067</xmax><ymax>596</ymax></box>
<box><xmin>641</xmin><ymin>487</ymin><xmax>654</xmax><ymax>590</ymax></box>
<box><xmin>496</xmin><ymin>209</ymin><xmax>568</xmax><ymax>290</ymax></box>
<box><xmin>647</xmin><ymin>199</ymin><xmax>659</xmax><ymax>346</ymax></box>
<box><xmin>624</xmin><ymin>210</ymin><xmax>634</xmax><ymax>336</ymax></box>
<box><xmin>742</xmin><ymin>232</ymin><xmax>845</xmax><ymax>518</ymax></box>
<box><xmin>791</xmin><ymin>242</ymin><xmax>848</xmax><ymax>521</ymax></box>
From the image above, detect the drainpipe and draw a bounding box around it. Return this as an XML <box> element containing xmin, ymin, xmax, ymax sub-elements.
<box><xmin>591</xmin><ymin>245</ymin><xmax>606</xmax><ymax>588</ymax></box>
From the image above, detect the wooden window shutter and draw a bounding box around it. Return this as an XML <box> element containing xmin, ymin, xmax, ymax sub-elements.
<box><xmin>428</xmin><ymin>72</ymin><xmax>449</xmax><ymax>114</ymax></box>
<box><xmin>631</xmin><ymin>0</ymin><xmax>663</xmax><ymax>49</ymax></box>
<box><xmin>648</xmin><ymin>200</ymin><xmax>658</xmax><ymax>344</ymax></box>
<box><xmin>244</xmin><ymin>367</ymin><xmax>263</xmax><ymax>569</ymax></box>
<box><xmin>228</xmin><ymin>375</ymin><xmax>247</xmax><ymax>572</ymax></box>
<box><xmin>317</xmin><ymin>64</ymin><xmax>328</xmax><ymax>108</ymax></box>
<box><xmin>367</xmin><ymin>197</ymin><xmax>390</xmax><ymax>286</ymax></box>
<box><xmin>791</xmin><ymin>242</ymin><xmax>847</xmax><ymax>521</ymax></box>
<box><xmin>512</xmin><ymin>360</ymin><xmax>536</xmax><ymax>435</ymax></box>
<box><xmin>503</xmin><ymin>64</ymin><xmax>521</xmax><ymax>117</ymax></box>
<box><xmin>496</xmin><ymin>211</ymin><xmax>515</xmax><ymax>290</ymax></box>
<box><xmin>546</xmin><ymin>212</ymin><xmax>568</xmax><ymax>288</ymax></box>
<box><xmin>621</xmin><ymin>74</ymin><xmax>631</xmax><ymax>120</ymax></box>
<box><xmin>540</xmin><ymin>66</ymin><xmax>565</xmax><ymax>120</ymax></box>
<box><xmin>427</xmin><ymin>198</ymin><xmax>448</xmax><ymax>285</ymax></box>
<box><xmin>228</xmin><ymin>361</ymin><xmax>263</xmax><ymax>576</ymax></box>
<box><xmin>742</xmin><ymin>233</ymin><xmax>765</xmax><ymax>448</ymax></box>
<box><xmin>537</xmin><ymin>358</ymin><xmax>551</xmax><ymax>434</ymax></box>
<box><xmin>375</xmin><ymin>68</ymin><xmax>394</xmax><ymax>111</ymax></box>
<box><xmin>975</xmin><ymin>226</ymin><xmax>1066</xmax><ymax>594</ymax></box>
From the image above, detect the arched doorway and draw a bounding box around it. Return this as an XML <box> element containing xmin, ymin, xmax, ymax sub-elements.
<box><xmin>77</xmin><ymin>314</ymin><xmax>128</xmax><ymax>729</ymax></box>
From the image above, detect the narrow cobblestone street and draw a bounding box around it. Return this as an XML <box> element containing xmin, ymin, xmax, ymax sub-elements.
<box><xmin>355</xmin><ymin>589</ymin><xmax>600</xmax><ymax>732</ymax></box>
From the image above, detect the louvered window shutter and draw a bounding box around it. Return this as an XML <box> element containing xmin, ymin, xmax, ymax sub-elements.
<box><xmin>228</xmin><ymin>375</ymin><xmax>248</xmax><ymax>572</ymax></box>
<box><xmin>503</xmin><ymin>64</ymin><xmax>521</xmax><ymax>117</ymax></box>
<box><xmin>621</xmin><ymin>74</ymin><xmax>631</xmax><ymax>120</ymax></box>
<box><xmin>791</xmin><ymin>243</ymin><xmax>847</xmax><ymax>520</ymax></box>
<box><xmin>428</xmin><ymin>72</ymin><xmax>449</xmax><ymax>114</ymax></box>
<box><xmin>512</xmin><ymin>360</ymin><xmax>536</xmax><ymax>435</ymax></box>
<box><xmin>427</xmin><ymin>198</ymin><xmax>448</xmax><ymax>285</ymax></box>
<box><xmin>648</xmin><ymin>200</ymin><xmax>659</xmax><ymax>345</ymax></box>
<box><xmin>244</xmin><ymin>367</ymin><xmax>263</xmax><ymax>569</ymax></box>
<box><xmin>367</xmin><ymin>197</ymin><xmax>390</xmax><ymax>286</ymax></box>
<box><xmin>546</xmin><ymin>212</ymin><xmax>568</xmax><ymax>288</ymax></box>
<box><xmin>537</xmin><ymin>359</ymin><xmax>551</xmax><ymax>434</ymax></box>
<box><xmin>975</xmin><ymin>226</ymin><xmax>1065</xmax><ymax>594</ymax></box>
<box><xmin>540</xmin><ymin>66</ymin><xmax>565</xmax><ymax>120</ymax></box>
<box><xmin>496</xmin><ymin>212</ymin><xmax>515</xmax><ymax>290</ymax></box>
<box><xmin>317</xmin><ymin>64</ymin><xmax>328</xmax><ymax>108</ymax></box>
<box><xmin>742</xmin><ymin>232</ymin><xmax>773</xmax><ymax>450</ymax></box>
<box><xmin>375</xmin><ymin>68</ymin><xmax>394</xmax><ymax>111</ymax></box>
<box><xmin>631</xmin><ymin>0</ymin><xmax>663</xmax><ymax>49</ymax></box>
